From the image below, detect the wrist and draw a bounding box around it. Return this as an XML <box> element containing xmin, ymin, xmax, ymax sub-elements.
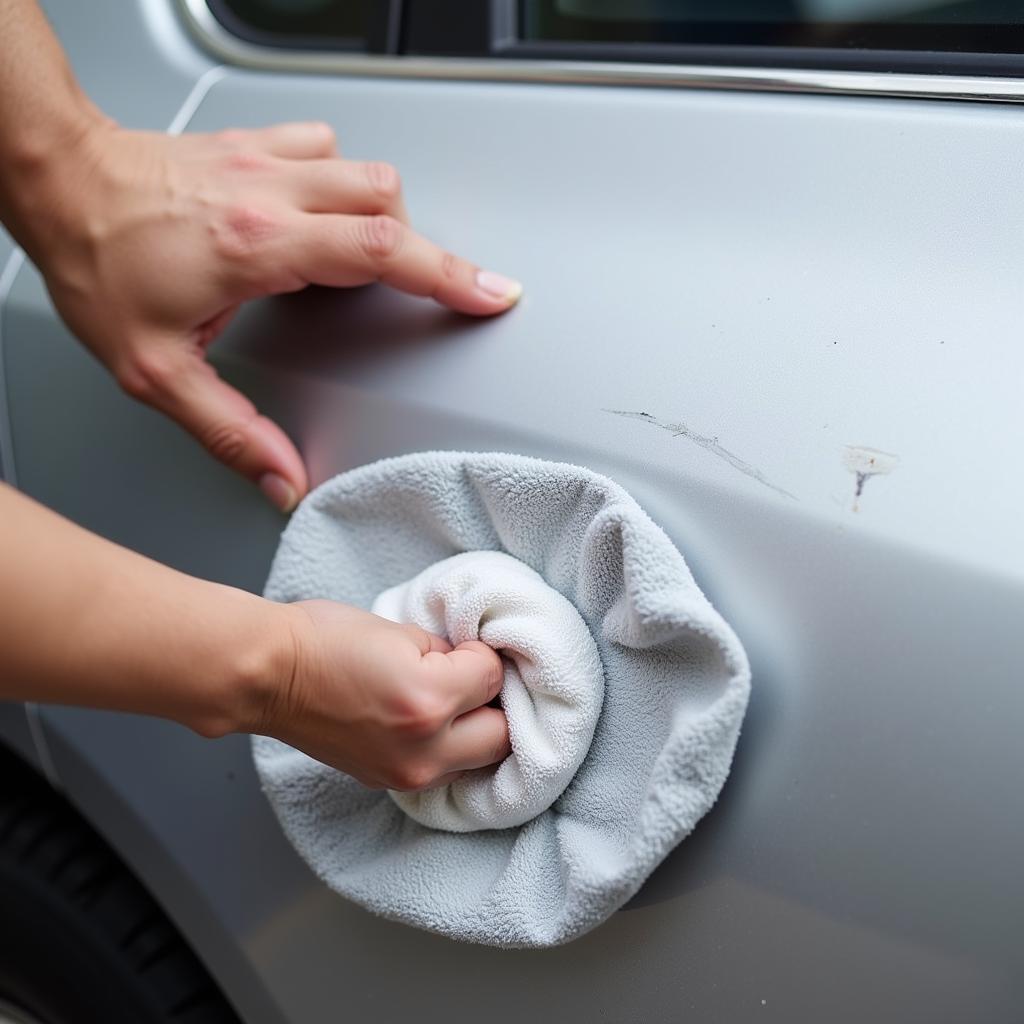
<box><xmin>207</xmin><ymin>595</ymin><xmax>306</xmax><ymax>741</ymax></box>
<box><xmin>1</xmin><ymin>71</ymin><xmax>108</xmax><ymax>174</ymax></box>
<box><xmin>0</xmin><ymin>92</ymin><xmax>114</xmax><ymax>259</ymax></box>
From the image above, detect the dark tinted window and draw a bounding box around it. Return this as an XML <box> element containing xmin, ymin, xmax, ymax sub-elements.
<box><xmin>521</xmin><ymin>0</ymin><xmax>1024</xmax><ymax>55</ymax></box>
<box><xmin>201</xmin><ymin>1</ymin><xmax>1024</xmax><ymax>71</ymax></box>
<box><xmin>208</xmin><ymin>0</ymin><xmax>372</xmax><ymax>49</ymax></box>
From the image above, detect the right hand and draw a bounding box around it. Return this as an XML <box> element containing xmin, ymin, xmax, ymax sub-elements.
<box><xmin>260</xmin><ymin>601</ymin><xmax>510</xmax><ymax>791</ymax></box>
<box><xmin>12</xmin><ymin>118</ymin><xmax>522</xmax><ymax>512</ymax></box>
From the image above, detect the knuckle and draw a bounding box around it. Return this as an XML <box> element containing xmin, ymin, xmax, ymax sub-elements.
<box><xmin>404</xmin><ymin>624</ymin><xmax>435</xmax><ymax>652</ymax></box>
<box><xmin>116</xmin><ymin>349</ymin><xmax>175</xmax><ymax>402</ymax></box>
<box><xmin>198</xmin><ymin>419</ymin><xmax>249</xmax><ymax>465</ymax></box>
<box><xmin>212</xmin><ymin>205</ymin><xmax>278</xmax><ymax>263</ymax></box>
<box><xmin>191</xmin><ymin>714</ymin><xmax>233</xmax><ymax>741</ymax></box>
<box><xmin>215</xmin><ymin>128</ymin><xmax>245</xmax><ymax>147</ymax></box>
<box><xmin>439</xmin><ymin>249</ymin><xmax>461</xmax><ymax>283</ymax></box>
<box><xmin>388</xmin><ymin>761</ymin><xmax>436</xmax><ymax>793</ymax></box>
<box><xmin>488</xmin><ymin>654</ymin><xmax>505</xmax><ymax>692</ymax></box>
<box><xmin>358</xmin><ymin>214</ymin><xmax>404</xmax><ymax>263</ymax></box>
<box><xmin>395</xmin><ymin>691</ymin><xmax>448</xmax><ymax>740</ymax></box>
<box><xmin>366</xmin><ymin>161</ymin><xmax>401</xmax><ymax>201</ymax></box>
<box><xmin>222</xmin><ymin>149</ymin><xmax>271</xmax><ymax>174</ymax></box>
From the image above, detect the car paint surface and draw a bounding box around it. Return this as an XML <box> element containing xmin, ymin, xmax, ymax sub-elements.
<box><xmin>1</xmin><ymin>3</ymin><xmax>1022</xmax><ymax>1022</ymax></box>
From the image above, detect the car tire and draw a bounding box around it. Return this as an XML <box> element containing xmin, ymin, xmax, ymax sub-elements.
<box><xmin>0</xmin><ymin>744</ymin><xmax>241</xmax><ymax>1024</ymax></box>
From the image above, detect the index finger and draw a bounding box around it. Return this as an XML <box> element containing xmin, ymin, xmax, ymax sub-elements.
<box><xmin>292</xmin><ymin>213</ymin><xmax>523</xmax><ymax>316</ymax></box>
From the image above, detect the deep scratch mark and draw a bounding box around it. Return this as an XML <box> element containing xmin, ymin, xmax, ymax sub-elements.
<box><xmin>604</xmin><ymin>409</ymin><xmax>797</xmax><ymax>500</ymax></box>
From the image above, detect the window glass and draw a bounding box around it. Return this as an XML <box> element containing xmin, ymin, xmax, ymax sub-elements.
<box><xmin>208</xmin><ymin>0</ymin><xmax>372</xmax><ymax>49</ymax></box>
<box><xmin>521</xmin><ymin>0</ymin><xmax>1024</xmax><ymax>54</ymax></box>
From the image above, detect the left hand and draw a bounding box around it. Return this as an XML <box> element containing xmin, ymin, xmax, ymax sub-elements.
<box><xmin>257</xmin><ymin>600</ymin><xmax>510</xmax><ymax>791</ymax></box>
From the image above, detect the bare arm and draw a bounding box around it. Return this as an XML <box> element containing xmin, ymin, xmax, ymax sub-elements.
<box><xmin>0</xmin><ymin>2</ymin><xmax>512</xmax><ymax>783</ymax></box>
<box><xmin>0</xmin><ymin>483</ymin><xmax>280</xmax><ymax>735</ymax></box>
<box><xmin>0</xmin><ymin>484</ymin><xmax>509</xmax><ymax>789</ymax></box>
<box><xmin>0</xmin><ymin>0</ymin><xmax>101</xmax><ymax>197</ymax></box>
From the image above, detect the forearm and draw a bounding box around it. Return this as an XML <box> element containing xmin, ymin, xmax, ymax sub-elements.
<box><xmin>0</xmin><ymin>0</ymin><xmax>109</xmax><ymax>256</ymax></box>
<box><xmin>0</xmin><ymin>483</ymin><xmax>288</xmax><ymax>736</ymax></box>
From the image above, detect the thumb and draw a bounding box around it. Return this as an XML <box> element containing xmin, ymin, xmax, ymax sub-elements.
<box><xmin>438</xmin><ymin>640</ymin><xmax>506</xmax><ymax>717</ymax></box>
<box><xmin>121</xmin><ymin>344</ymin><xmax>308</xmax><ymax>511</ymax></box>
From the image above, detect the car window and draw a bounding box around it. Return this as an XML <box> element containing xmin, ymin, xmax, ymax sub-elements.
<box><xmin>521</xmin><ymin>0</ymin><xmax>1024</xmax><ymax>56</ymax></box>
<box><xmin>207</xmin><ymin>0</ymin><xmax>372</xmax><ymax>49</ymax></box>
<box><xmin>199</xmin><ymin>0</ymin><xmax>1024</xmax><ymax>72</ymax></box>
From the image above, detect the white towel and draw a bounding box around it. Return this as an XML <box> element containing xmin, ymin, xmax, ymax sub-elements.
<box><xmin>373</xmin><ymin>550</ymin><xmax>605</xmax><ymax>832</ymax></box>
<box><xmin>254</xmin><ymin>451</ymin><xmax>751</xmax><ymax>948</ymax></box>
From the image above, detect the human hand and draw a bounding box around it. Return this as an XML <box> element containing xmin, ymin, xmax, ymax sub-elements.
<box><xmin>15</xmin><ymin>119</ymin><xmax>522</xmax><ymax>511</ymax></box>
<box><xmin>0</xmin><ymin>482</ymin><xmax>508</xmax><ymax>785</ymax></box>
<box><xmin>259</xmin><ymin>601</ymin><xmax>510</xmax><ymax>791</ymax></box>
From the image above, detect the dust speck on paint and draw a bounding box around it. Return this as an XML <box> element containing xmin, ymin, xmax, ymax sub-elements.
<box><xmin>843</xmin><ymin>445</ymin><xmax>899</xmax><ymax>511</ymax></box>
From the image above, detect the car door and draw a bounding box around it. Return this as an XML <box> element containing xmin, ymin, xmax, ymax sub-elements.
<box><xmin>2</xmin><ymin>2</ymin><xmax>1023</xmax><ymax>1022</ymax></box>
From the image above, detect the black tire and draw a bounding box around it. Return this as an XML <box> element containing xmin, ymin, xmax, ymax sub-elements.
<box><xmin>0</xmin><ymin>744</ymin><xmax>242</xmax><ymax>1024</ymax></box>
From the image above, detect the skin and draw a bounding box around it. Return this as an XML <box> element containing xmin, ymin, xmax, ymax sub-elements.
<box><xmin>0</xmin><ymin>0</ymin><xmax>517</xmax><ymax>789</ymax></box>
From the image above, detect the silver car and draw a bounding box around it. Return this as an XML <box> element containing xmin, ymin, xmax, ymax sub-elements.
<box><xmin>1</xmin><ymin>1</ymin><xmax>1022</xmax><ymax>1021</ymax></box>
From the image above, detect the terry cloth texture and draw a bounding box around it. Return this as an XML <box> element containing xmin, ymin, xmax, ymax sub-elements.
<box><xmin>373</xmin><ymin>550</ymin><xmax>605</xmax><ymax>832</ymax></box>
<box><xmin>255</xmin><ymin>451</ymin><xmax>751</xmax><ymax>948</ymax></box>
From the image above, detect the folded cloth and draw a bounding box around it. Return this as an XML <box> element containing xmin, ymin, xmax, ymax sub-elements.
<box><xmin>254</xmin><ymin>451</ymin><xmax>751</xmax><ymax>948</ymax></box>
<box><xmin>373</xmin><ymin>550</ymin><xmax>605</xmax><ymax>832</ymax></box>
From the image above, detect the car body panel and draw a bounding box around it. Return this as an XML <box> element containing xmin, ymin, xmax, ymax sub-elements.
<box><xmin>1</xmin><ymin>5</ymin><xmax>1022</xmax><ymax>1023</ymax></box>
<box><xmin>39</xmin><ymin>0</ymin><xmax>212</xmax><ymax>129</ymax></box>
<box><xmin>0</xmin><ymin>702</ymin><xmax>37</xmax><ymax>770</ymax></box>
<box><xmin>0</xmin><ymin>231</ymin><xmax>13</xmax><ymax>276</ymax></box>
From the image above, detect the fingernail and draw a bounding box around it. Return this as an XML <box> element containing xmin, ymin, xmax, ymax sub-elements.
<box><xmin>259</xmin><ymin>472</ymin><xmax>298</xmax><ymax>513</ymax></box>
<box><xmin>476</xmin><ymin>270</ymin><xmax>523</xmax><ymax>305</ymax></box>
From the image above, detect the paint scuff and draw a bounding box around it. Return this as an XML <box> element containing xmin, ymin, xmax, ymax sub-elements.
<box><xmin>604</xmin><ymin>409</ymin><xmax>796</xmax><ymax>500</ymax></box>
<box><xmin>842</xmin><ymin>445</ymin><xmax>899</xmax><ymax>511</ymax></box>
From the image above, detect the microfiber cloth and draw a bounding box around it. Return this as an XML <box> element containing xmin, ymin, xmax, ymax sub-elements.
<box><xmin>373</xmin><ymin>549</ymin><xmax>605</xmax><ymax>832</ymax></box>
<box><xmin>254</xmin><ymin>451</ymin><xmax>751</xmax><ymax>948</ymax></box>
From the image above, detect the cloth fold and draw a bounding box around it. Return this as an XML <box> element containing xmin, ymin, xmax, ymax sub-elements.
<box><xmin>373</xmin><ymin>549</ymin><xmax>605</xmax><ymax>832</ymax></box>
<box><xmin>254</xmin><ymin>451</ymin><xmax>751</xmax><ymax>948</ymax></box>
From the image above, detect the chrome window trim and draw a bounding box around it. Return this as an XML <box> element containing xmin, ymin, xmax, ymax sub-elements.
<box><xmin>178</xmin><ymin>0</ymin><xmax>1024</xmax><ymax>103</ymax></box>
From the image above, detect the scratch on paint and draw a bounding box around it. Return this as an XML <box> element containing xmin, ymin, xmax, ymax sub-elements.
<box><xmin>604</xmin><ymin>409</ymin><xmax>797</xmax><ymax>500</ymax></box>
<box><xmin>842</xmin><ymin>445</ymin><xmax>899</xmax><ymax>512</ymax></box>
